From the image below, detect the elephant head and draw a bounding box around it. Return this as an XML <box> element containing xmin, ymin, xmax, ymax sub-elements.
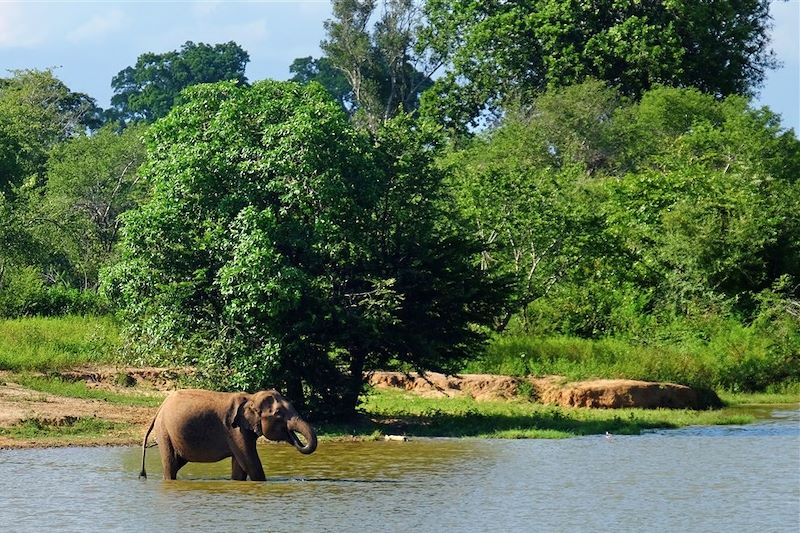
<box><xmin>233</xmin><ymin>390</ymin><xmax>317</xmax><ymax>454</ymax></box>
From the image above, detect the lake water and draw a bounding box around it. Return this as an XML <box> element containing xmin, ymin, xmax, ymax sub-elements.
<box><xmin>1</xmin><ymin>406</ymin><xmax>798</xmax><ymax>532</ymax></box>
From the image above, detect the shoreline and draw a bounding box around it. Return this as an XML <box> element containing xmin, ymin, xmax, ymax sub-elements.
<box><xmin>1</xmin><ymin>369</ymin><xmax>797</xmax><ymax>449</ymax></box>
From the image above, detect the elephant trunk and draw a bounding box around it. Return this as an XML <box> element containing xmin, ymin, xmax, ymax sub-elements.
<box><xmin>287</xmin><ymin>416</ymin><xmax>317</xmax><ymax>455</ymax></box>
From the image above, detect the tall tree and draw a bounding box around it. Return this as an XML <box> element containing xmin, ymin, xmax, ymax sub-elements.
<box><xmin>421</xmin><ymin>0</ymin><xmax>777</xmax><ymax>133</ymax></box>
<box><xmin>303</xmin><ymin>0</ymin><xmax>439</xmax><ymax>130</ymax></box>
<box><xmin>109</xmin><ymin>41</ymin><xmax>249</xmax><ymax>123</ymax></box>
<box><xmin>289</xmin><ymin>56</ymin><xmax>354</xmax><ymax>111</ymax></box>
<box><xmin>103</xmin><ymin>80</ymin><xmax>505</xmax><ymax>418</ymax></box>
<box><xmin>446</xmin><ymin>81</ymin><xmax>622</xmax><ymax>332</ymax></box>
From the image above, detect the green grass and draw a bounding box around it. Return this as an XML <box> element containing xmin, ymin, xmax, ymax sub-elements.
<box><xmin>466</xmin><ymin>334</ymin><xmax>799</xmax><ymax>393</ymax></box>
<box><xmin>8</xmin><ymin>374</ymin><xmax>164</xmax><ymax>407</ymax></box>
<box><xmin>316</xmin><ymin>388</ymin><xmax>755</xmax><ymax>439</ymax></box>
<box><xmin>0</xmin><ymin>417</ymin><xmax>127</xmax><ymax>440</ymax></box>
<box><xmin>0</xmin><ymin>316</ymin><xmax>121</xmax><ymax>371</ymax></box>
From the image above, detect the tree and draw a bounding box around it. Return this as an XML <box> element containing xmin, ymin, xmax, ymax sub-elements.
<box><xmin>103</xmin><ymin>80</ymin><xmax>504</xmax><ymax>418</ymax></box>
<box><xmin>303</xmin><ymin>0</ymin><xmax>438</xmax><ymax>130</ymax></box>
<box><xmin>41</xmin><ymin>123</ymin><xmax>149</xmax><ymax>289</ymax></box>
<box><xmin>289</xmin><ymin>56</ymin><xmax>354</xmax><ymax>110</ymax></box>
<box><xmin>445</xmin><ymin>81</ymin><xmax>621</xmax><ymax>332</ymax></box>
<box><xmin>0</xmin><ymin>69</ymin><xmax>101</xmax><ymax>192</ymax></box>
<box><xmin>420</xmin><ymin>0</ymin><xmax>777</xmax><ymax>133</ymax></box>
<box><xmin>606</xmin><ymin>88</ymin><xmax>800</xmax><ymax>318</ymax></box>
<box><xmin>109</xmin><ymin>41</ymin><xmax>249</xmax><ymax>123</ymax></box>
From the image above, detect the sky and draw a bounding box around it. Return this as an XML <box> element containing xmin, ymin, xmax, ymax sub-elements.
<box><xmin>1</xmin><ymin>0</ymin><xmax>798</xmax><ymax>133</ymax></box>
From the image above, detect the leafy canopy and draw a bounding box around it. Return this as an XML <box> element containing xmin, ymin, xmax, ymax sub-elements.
<box><xmin>103</xmin><ymin>79</ymin><xmax>505</xmax><ymax>417</ymax></box>
<box><xmin>420</xmin><ymin>0</ymin><xmax>777</xmax><ymax>133</ymax></box>
<box><xmin>109</xmin><ymin>41</ymin><xmax>249</xmax><ymax>123</ymax></box>
<box><xmin>0</xmin><ymin>69</ymin><xmax>101</xmax><ymax>193</ymax></box>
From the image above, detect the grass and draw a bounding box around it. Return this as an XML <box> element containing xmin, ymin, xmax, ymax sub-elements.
<box><xmin>10</xmin><ymin>374</ymin><xmax>164</xmax><ymax>407</ymax></box>
<box><xmin>317</xmin><ymin>388</ymin><xmax>756</xmax><ymax>440</ymax></box>
<box><xmin>466</xmin><ymin>334</ymin><xmax>800</xmax><ymax>393</ymax></box>
<box><xmin>0</xmin><ymin>316</ymin><xmax>795</xmax><ymax>445</ymax></box>
<box><xmin>0</xmin><ymin>417</ymin><xmax>128</xmax><ymax>441</ymax></box>
<box><xmin>0</xmin><ymin>315</ymin><xmax>121</xmax><ymax>371</ymax></box>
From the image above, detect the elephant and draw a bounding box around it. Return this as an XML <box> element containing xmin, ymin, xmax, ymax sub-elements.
<box><xmin>140</xmin><ymin>389</ymin><xmax>317</xmax><ymax>480</ymax></box>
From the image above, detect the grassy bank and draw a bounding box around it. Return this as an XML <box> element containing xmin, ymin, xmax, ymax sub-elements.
<box><xmin>0</xmin><ymin>373</ymin><xmax>767</xmax><ymax>447</ymax></box>
<box><xmin>0</xmin><ymin>315</ymin><xmax>120</xmax><ymax>371</ymax></box>
<box><xmin>0</xmin><ymin>316</ymin><xmax>797</xmax><ymax>447</ymax></box>
<box><xmin>466</xmin><ymin>334</ymin><xmax>800</xmax><ymax>393</ymax></box>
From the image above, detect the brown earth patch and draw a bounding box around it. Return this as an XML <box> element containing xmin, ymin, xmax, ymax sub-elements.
<box><xmin>0</xmin><ymin>367</ymin><xmax>182</xmax><ymax>448</ymax></box>
<box><xmin>368</xmin><ymin>371</ymin><xmax>718</xmax><ymax>409</ymax></box>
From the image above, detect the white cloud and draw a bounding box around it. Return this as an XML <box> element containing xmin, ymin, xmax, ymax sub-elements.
<box><xmin>0</xmin><ymin>3</ymin><xmax>48</xmax><ymax>48</ymax></box>
<box><xmin>66</xmin><ymin>9</ymin><xmax>124</xmax><ymax>44</ymax></box>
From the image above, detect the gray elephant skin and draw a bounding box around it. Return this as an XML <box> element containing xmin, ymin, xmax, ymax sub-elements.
<box><xmin>140</xmin><ymin>389</ymin><xmax>317</xmax><ymax>480</ymax></box>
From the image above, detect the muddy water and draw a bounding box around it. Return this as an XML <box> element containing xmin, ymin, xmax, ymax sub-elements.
<box><xmin>1</xmin><ymin>407</ymin><xmax>798</xmax><ymax>532</ymax></box>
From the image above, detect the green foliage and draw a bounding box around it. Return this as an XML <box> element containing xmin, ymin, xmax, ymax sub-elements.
<box><xmin>313</xmin><ymin>0</ymin><xmax>436</xmax><ymax>129</ymax></box>
<box><xmin>606</xmin><ymin>88</ymin><xmax>800</xmax><ymax>317</ymax></box>
<box><xmin>446</xmin><ymin>82</ymin><xmax>798</xmax><ymax>393</ymax></box>
<box><xmin>0</xmin><ymin>316</ymin><xmax>120</xmax><ymax>371</ymax></box>
<box><xmin>290</xmin><ymin>56</ymin><xmax>354</xmax><ymax>110</ymax></box>
<box><xmin>0</xmin><ymin>71</ymin><xmax>143</xmax><ymax>318</ymax></box>
<box><xmin>36</xmin><ymin>123</ymin><xmax>149</xmax><ymax>289</ymax></box>
<box><xmin>103</xmin><ymin>80</ymin><xmax>504</xmax><ymax>418</ymax></box>
<box><xmin>0</xmin><ymin>266</ymin><xmax>108</xmax><ymax>318</ymax></box>
<box><xmin>469</xmin><ymin>312</ymin><xmax>799</xmax><ymax>393</ymax></box>
<box><xmin>0</xmin><ymin>417</ymin><xmax>125</xmax><ymax>440</ymax></box>
<box><xmin>0</xmin><ymin>69</ymin><xmax>101</xmax><ymax>192</ymax></box>
<box><xmin>420</xmin><ymin>0</ymin><xmax>777</xmax><ymax>132</ymax></box>
<box><xmin>445</xmin><ymin>81</ymin><xmax>626</xmax><ymax>332</ymax></box>
<box><xmin>110</xmin><ymin>41</ymin><xmax>249</xmax><ymax>123</ymax></box>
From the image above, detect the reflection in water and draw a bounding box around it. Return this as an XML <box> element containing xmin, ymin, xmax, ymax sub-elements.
<box><xmin>0</xmin><ymin>407</ymin><xmax>798</xmax><ymax>532</ymax></box>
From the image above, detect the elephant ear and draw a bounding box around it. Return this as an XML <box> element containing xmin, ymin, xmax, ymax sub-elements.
<box><xmin>227</xmin><ymin>395</ymin><xmax>250</xmax><ymax>429</ymax></box>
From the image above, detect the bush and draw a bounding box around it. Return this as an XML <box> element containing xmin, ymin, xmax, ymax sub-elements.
<box><xmin>0</xmin><ymin>267</ymin><xmax>108</xmax><ymax>318</ymax></box>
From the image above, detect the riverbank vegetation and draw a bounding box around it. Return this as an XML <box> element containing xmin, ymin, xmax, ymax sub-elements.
<box><xmin>1</xmin><ymin>0</ymin><xmax>797</xmax><ymax>430</ymax></box>
<box><xmin>0</xmin><ymin>367</ymin><xmax>773</xmax><ymax>448</ymax></box>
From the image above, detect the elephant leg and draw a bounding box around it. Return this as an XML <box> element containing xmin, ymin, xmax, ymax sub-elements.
<box><xmin>158</xmin><ymin>435</ymin><xmax>186</xmax><ymax>480</ymax></box>
<box><xmin>231</xmin><ymin>457</ymin><xmax>248</xmax><ymax>481</ymax></box>
<box><xmin>229</xmin><ymin>438</ymin><xmax>266</xmax><ymax>481</ymax></box>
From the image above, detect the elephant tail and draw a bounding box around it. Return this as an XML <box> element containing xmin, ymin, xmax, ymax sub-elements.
<box><xmin>139</xmin><ymin>408</ymin><xmax>159</xmax><ymax>479</ymax></box>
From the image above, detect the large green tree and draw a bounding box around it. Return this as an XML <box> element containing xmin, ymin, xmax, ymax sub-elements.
<box><xmin>289</xmin><ymin>56</ymin><xmax>354</xmax><ymax>111</ymax></box>
<box><xmin>103</xmin><ymin>80</ymin><xmax>504</xmax><ymax>417</ymax></box>
<box><xmin>421</xmin><ymin>0</ymin><xmax>777</xmax><ymax>132</ymax></box>
<box><xmin>606</xmin><ymin>88</ymin><xmax>800</xmax><ymax>318</ymax></box>
<box><xmin>445</xmin><ymin>81</ymin><xmax>623</xmax><ymax>332</ymax></box>
<box><xmin>109</xmin><ymin>41</ymin><xmax>249</xmax><ymax>123</ymax></box>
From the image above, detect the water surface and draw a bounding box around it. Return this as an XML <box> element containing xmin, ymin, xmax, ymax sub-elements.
<box><xmin>1</xmin><ymin>406</ymin><xmax>798</xmax><ymax>532</ymax></box>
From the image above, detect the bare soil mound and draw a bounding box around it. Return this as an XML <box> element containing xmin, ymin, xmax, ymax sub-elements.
<box><xmin>368</xmin><ymin>371</ymin><xmax>719</xmax><ymax>409</ymax></box>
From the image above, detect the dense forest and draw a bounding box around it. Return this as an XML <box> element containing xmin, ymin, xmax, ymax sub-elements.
<box><xmin>1</xmin><ymin>1</ymin><xmax>797</xmax><ymax>417</ymax></box>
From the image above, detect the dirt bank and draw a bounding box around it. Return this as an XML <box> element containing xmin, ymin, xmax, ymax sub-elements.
<box><xmin>0</xmin><ymin>367</ymin><xmax>176</xmax><ymax>448</ymax></box>
<box><xmin>0</xmin><ymin>367</ymin><xmax>721</xmax><ymax>449</ymax></box>
<box><xmin>368</xmin><ymin>371</ymin><xmax>720</xmax><ymax>409</ymax></box>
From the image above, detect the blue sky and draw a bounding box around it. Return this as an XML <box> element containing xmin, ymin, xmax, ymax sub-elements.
<box><xmin>1</xmin><ymin>0</ymin><xmax>798</xmax><ymax>132</ymax></box>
